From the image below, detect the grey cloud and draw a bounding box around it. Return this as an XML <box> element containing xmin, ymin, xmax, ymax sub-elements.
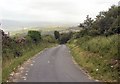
<box><xmin>1</xmin><ymin>0</ymin><xmax>119</xmax><ymax>23</ymax></box>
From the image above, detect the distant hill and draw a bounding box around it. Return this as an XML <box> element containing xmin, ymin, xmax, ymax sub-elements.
<box><xmin>1</xmin><ymin>19</ymin><xmax>78</xmax><ymax>32</ymax></box>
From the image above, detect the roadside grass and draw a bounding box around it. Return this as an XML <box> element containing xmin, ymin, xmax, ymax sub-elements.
<box><xmin>0</xmin><ymin>59</ymin><xmax>1</xmax><ymax>83</ymax></box>
<box><xmin>78</xmin><ymin>35</ymin><xmax>119</xmax><ymax>59</ymax></box>
<box><xmin>67</xmin><ymin>34</ymin><xmax>119</xmax><ymax>82</ymax></box>
<box><xmin>2</xmin><ymin>42</ymin><xmax>56</xmax><ymax>82</ymax></box>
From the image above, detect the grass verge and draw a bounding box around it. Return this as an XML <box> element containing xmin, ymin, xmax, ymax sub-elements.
<box><xmin>67</xmin><ymin>35</ymin><xmax>119</xmax><ymax>82</ymax></box>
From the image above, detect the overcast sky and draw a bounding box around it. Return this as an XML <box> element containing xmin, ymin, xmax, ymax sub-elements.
<box><xmin>0</xmin><ymin>0</ymin><xmax>119</xmax><ymax>23</ymax></box>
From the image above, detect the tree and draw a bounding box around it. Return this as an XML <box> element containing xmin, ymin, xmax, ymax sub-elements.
<box><xmin>59</xmin><ymin>32</ymin><xmax>73</xmax><ymax>44</ymax></box>
<box><xmin>78</xmin><ymin>23</ymin><xmax>84</xmax><ymax>27</ymax></box>
<box><xmin>54</xmin><ymin>31</ymin><xmax>60</xmax><ymax>40</ymax></box>
<box><xmin>83</xmin><ymin>15</ymin><xmax>94</xmax><ymax>29</ymax></box>
<box><xmin>77</xmin><ymin>5</ymin><xmax>119</xmax><ymax>37</ymax></box>
<box><xmin>91</xmin><ymin>5</ymin><xmax>119</xmax><ymax>35</ymax></box>
<box><xmin>108</xmin><ymin>16</ymin><xmax>120</xmax><ymax>34</ymax></box>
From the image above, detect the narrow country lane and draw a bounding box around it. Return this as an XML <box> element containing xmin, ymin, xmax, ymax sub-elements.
<box><xmin>11</xmin><ymin>45</ymin><xmax>95</xmax><ymax>82</ymax></box>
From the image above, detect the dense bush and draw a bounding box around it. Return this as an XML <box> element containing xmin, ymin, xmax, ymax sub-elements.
<box><xmin>2</xmin><ymin>31</ymin><xmax>24</xmax><ymax>62</ymax></box>
<box><xmin>2</xmin><ymin>30</ymin><xmax>55</xmax><ymax>67</ymax></box>
<box><xmin>59</xmin><ymin>32</ymin><xmax>73</xmax><ymax>44</ymax></box>
<box><xmin>42</xmin><ymin>35</ymin><xmax>57</xmax><ymax>43</ymax></box>
<box><xmin>54</xmin><ymin>31</ymin><xmax>60</xmax><ymax>40</ymax></box>
<box><xmin>27</xmin><ymin>30</ymin><xmax>41</xmax><ymax>43</ymax></box>
<box><xmin>53</xmin><ymin>31</ymin><xmax>73</xmax><ymax>44</ymax></box>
